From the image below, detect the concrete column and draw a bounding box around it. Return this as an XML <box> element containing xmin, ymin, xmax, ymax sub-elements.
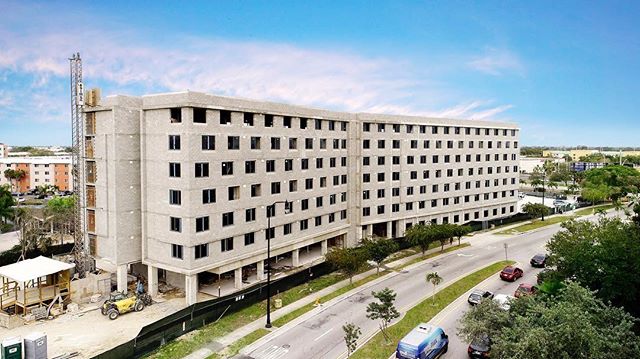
<box><xmin>147</xmin><ymin>265</ymin><xmax>158</xmax><ymax>297</ymax></box>
<box><xmin>386</xmin><ymin>221</ymin><xmax>393</xmax><ymax>239</ymax></box>
<box><xmin>367</xmin><ymin>225</ymin><xmax>374</xmax><ymax>237</ymax></box>
<box><xmin>234</xmin><ymin>268</ymin><xmax>243</xmax><ymax>289</ymax></box>
<box><xmin>398</xmin><ymin>219</ymin><xmax>406</xmax><ymax>238</ymax></box>
<box><xmin>257</xmin><ymin>260</ymin><xmax>265</xmax><ymax>281</ymax></box>
<box><xmin>185</xmin><ymin>274</ymin><xmax>198</xmax><ymax>305</ymax></box>
<box><xmin>355</xmin><ymin>226</ymin><xmax>363</xmax><ymax>242</ymax></box>
<box><xmin>321</xmin><ymin>240</ymin><xmax>328</xmax><ymax>255</ymax></box>
<box><xmin>116</xmin><ymin>264</ymin><xmax>128</xmax><ymax>294</ymax></box>
<box><xmin>292</xmin><ymin>248</ymin><xmax>300</xmax><ymax>267</ymax></box>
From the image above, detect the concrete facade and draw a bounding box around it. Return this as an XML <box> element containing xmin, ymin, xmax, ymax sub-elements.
<box><xmin>86</xmin><ymin>91</ymin><xmax>520</xmax><ymax>303</ymax></box>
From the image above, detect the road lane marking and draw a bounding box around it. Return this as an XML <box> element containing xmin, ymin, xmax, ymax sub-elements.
<box><xmin>313</xmin><ymin>327</ymin><xmax>334</xmax><ymax>341</ymax></box>
<box><xmin>456</xmin><ymin>253</ymin><xmax>473</xmax><ymax>257</ymax></box>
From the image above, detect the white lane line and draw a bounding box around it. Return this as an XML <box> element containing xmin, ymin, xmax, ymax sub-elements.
<box><xmin>313</xmin><ymin>327</ymin><xmax>334</xmax><ymax>341</ymax></box>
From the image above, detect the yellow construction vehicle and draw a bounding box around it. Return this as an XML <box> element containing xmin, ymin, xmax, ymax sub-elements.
<box><xmin>101</xmin><ymin>292</ymin><xmax>145</xmax><ymax>320</ymax></box>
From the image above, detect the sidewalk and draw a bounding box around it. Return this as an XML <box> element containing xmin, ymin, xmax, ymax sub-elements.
<box><xmin>183</xmin><ymin>211</ymin><xmax>593</xmax><ymax>359</ymax></box>
<box><xmin>184</xmin><ymin>240</ymin><xmax>475</xmax><ymax>359</ymax></box>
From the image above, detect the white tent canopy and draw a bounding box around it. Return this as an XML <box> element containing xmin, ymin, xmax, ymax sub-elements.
<box><xmin>0</xmin><ymin>256</ymin><xmax>75</xmax><ymax>282</ymax></box>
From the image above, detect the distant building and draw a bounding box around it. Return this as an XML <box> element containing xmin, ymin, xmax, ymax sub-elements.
<box><xmin>519</xmin><ymin>157</ymin><xmax>565</xmax><ymax>173</ymax></box>
<box><xmin>0</xmin><ymin>156</ymin><xmax>73</xmax><ymax>192</ymax></box>
<box><xmin>0</xmin><ymin>143</ymin><xmax>7</xmax><ymax>158</ymax></box>
<box><xmin>570</xmin><ymin>162</ymin><xmax>605</xmax><ymax>172</ymax></box>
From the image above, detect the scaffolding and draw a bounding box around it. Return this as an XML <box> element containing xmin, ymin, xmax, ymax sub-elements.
<box><xmin>69</xmin><ymin>53</ymin><xmax>87</xmax><ymax>277</ymax></box>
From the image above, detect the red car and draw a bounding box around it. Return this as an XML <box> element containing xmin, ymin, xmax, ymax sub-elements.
<box><xmin>514</xmin><ymin>283</ymin><xmax>537</xmax><ymax>298</ymax></box>
<box><xmin>499</xmin><ymin>266</ymin><xmax>523</xmax><ymax>282</ymax></box>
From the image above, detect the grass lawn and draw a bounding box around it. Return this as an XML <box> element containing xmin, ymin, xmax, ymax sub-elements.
<box><xmin>350</xmin><ymin>260</ymin><xmax>515</xmax><ymax>359</ymax></box>
<box><xmin>574</xmin><ymin>203</ymin><xmax>615</xmax><ymax>216</ymax></box>
<box><xmin>212</xmin><ymin>328</ymin><xmax>271</xmax><ymax>358</ymax></box>
<box><xmin>496</xmin><ymin>216</ymin><xmax>575</xmax><ymax>235</ymax></box>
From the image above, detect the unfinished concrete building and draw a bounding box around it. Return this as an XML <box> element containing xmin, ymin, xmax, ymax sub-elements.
<box><xmin>85</xmin><ymin>91</ymin><xmax>520</xmax><ymax>304</ymax></box>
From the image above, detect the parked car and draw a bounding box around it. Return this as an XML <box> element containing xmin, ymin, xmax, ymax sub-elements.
<box><xmin>468</xmin><ymin>335</ymin><xmax>491</xmax><ymax>358</ymax></box>
<box><xmin>468</xmin><ymin>289</ymin><xmax>494</xmax><ymax>305</ymax></box>
<box><xmin>396</xmin><ymin>323</ymin><xmax>448</xmax><ymax>359</ymax></box>
<box><xmin>499</xmin><ymin>266</ymin><xmax>523</xmax><ymax>282</ymax></box>
<box><xmin>514</xmin><ymin>283</ymin><xmax>538</xmax><ymax>298</ymax></box>
<box><xmin>530</xmin><ymin>254</ymin><xmax>547</xmax><ymax>268</ymax></box>
<box><xmin>493</xmin><ymin>294</ymin><xmax>516</xmax><ymax>310</ymax></box>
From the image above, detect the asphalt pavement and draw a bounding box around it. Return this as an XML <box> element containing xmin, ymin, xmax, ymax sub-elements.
<box><xmin>240</xmin><ymin>210</ymin><xmax>620</xmax><ymax>359</ymax></box>
<box><xmin>241</xmin><ymin>221</ymin><xmax>564</xmax><ymax>359</ymax></box>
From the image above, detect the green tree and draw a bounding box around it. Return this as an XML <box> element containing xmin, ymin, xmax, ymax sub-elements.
<box><xmin>451</xmin><ymin>225</ymin><xmax>472</xmax><ymax>246</ymax></box>
<box><xmin>342</xmin><ymin>322</ymin><xmax>361</xmax><ymax>357</ymax></box>
<box><xmin>405</xmin><ymin>224</ymin><xmax>435</xmax><ymax>256</ymax></box>
<box><xmin>522</xmin><ymin>203</ymin><xmax>550</xmax><ymax>220</ymax></box>
<box><xmin>362</xmin><ymin>236</ymin><xmax>399</xmax><ymax>274</ymax></box>
<box><xmin>437</xmin><ymin>223</ymin><xmax>456</xmax><ymax>250</ymax></box>
<box><xmin>46</xmin><ymin>196</ymin><xmax>75</xmax><ymax>244</ymax></box>
<box><xmin>366</xmin><ymin>287</ymin><xmax>400</xmax><ymax>342</ymax></box>
<box><xmin>3</xmin><ymin>169</ymin><xmax>26</xmax><ymax>192</ymax></box>
<box><xmin>14</xmin><ymin>207</ymin><xmax>51</xmax><ymax>259</ymax></box>
<box><xmin>581</xmin><ymin>165</ymin><xmax>640</xmax><ymax>202</ymax></box>
<box><xmin>457</xmin><ymin>295</ymin><xmax>510</xmax><ymax>343</ymax></box>
<box><xmin>0</xmin><ymin>184</ymin><xmax>15</xmax><ymax>226</ymax></box>
<box><xmin>325</xmin><ymin>246</ymin><xmax>368</xmax><ymax>284</ymax></box>
<box><xmin>459</xmin><ymin>282</ymin><xmax>640</xmax><ymax>359</ymax></box>
<box><xmin>425</xmin><ymin>272</ymin><xmax>443</xmax><ymax>305</ymax></box>
<box><xmin>546</xmin><ymin>218</ymin><xmax>640</xmax><ymax>317</ymax></box>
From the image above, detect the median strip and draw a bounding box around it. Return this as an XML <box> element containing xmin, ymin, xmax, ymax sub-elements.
<box><xmin>349</xmin><ymin>260</ymin><xmax>515</xmax><ymax>359</ymax></box>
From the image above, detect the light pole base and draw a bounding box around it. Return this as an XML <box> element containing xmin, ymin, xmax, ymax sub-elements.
<box><xmin>265</xmin><ymin>323</ymin><xmax>272</xmax><ymax>329</ymax></box>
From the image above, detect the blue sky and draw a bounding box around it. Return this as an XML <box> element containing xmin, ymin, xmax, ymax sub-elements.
<box><xmin>0</xmin><ymin>1</ymin><xmax>639</xmax><ymax>146</ymax></box>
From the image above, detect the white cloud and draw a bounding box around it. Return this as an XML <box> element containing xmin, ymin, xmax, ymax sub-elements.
<box><xmin>0</xmin><ymin>4</ymin><xmax>515</xmax><ymax>127</ymax></box>
<box><xmin>468</xmin><ymin>48</ymin><xmax>524</xmax><ymax>76</ymax></box>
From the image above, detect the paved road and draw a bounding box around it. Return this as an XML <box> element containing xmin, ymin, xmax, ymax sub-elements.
<box><xmin>242</xmin><ymin>220</ymin><xmax>570</xmax><ymax>359</ymax></box>
<box><xmin>425</xmin><ymin>210</ymin><xmax>622</xmax><ymax>359</ymax></box>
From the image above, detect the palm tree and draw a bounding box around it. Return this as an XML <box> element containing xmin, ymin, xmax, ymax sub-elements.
<box><xmin>3</xmin><ymin>169</ymin><xmax>26</xmax><ymax>193</ymax></box>
<box><xmin>426</xmin><ymin>272</ymin><xmax>443</xmax><ymax>306</ymax></box>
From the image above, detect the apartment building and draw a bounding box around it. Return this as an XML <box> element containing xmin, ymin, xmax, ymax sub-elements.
<box><xmin>86</xmin><ymin>91</ymin><xmax>519</xmax><ymax>304</ymax></box>
<box><xmin>0</xmin><ymin>156</ymin><xmax>73</xmax><ymax>193</ymax></box>
<box><xmin>0</xmin><ymin>143</ymin><xmax>8</xmax><ymax>158</ymax></box>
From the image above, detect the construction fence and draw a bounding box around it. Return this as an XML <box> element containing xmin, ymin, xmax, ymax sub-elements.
<box><xmin>92</xmin><ymin>261</ymin><xmax>333</xmax><ymax>359</ymax></box>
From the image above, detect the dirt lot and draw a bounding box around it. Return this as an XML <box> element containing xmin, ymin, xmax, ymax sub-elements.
<box><xmin>0</xmin><ymin>296</ymin><xmax>187</xmax><ymax>358</ymax></box>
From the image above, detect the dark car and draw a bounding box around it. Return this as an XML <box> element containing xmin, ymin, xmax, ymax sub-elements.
<box><xmin>499</xmin><ymin>266</ymin><xmax>523</xmax><ymax>282</ymax></box>
<box><xmin>468</xmin><ymin>289</ymin><xmax>494</xmax><ymax>305</ymax></box>
<box><xmin>468</xmin><ymin>335</ymin><xmax>491</xmax><ymax>358</ymax></box>
<box><xmin>530</xmin><ymin>254</ymin><xmax>547</xmax><ymax>268</ymax></box>
<box><xmin>514</xmin><ymin>283</ymin><xmax>538</xmax><ymax>298</ymax></box>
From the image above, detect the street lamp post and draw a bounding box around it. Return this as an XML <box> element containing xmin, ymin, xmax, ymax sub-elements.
<box><xmin>265</xmin><ymin>200</ymin><xmax>290</xmax><ymax>329</ymax></box>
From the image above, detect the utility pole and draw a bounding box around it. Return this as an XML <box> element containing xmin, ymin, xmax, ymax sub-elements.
<box><xmin>504</xmin><ymin>243</ymin><xmax>509</xmax><ymax>262</ymax></box>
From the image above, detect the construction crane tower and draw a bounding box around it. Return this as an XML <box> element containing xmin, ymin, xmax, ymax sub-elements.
<box><xmin>69</xmin><ymin>52</ymin><xmax>88</xmax><ymax>277</ymax></box>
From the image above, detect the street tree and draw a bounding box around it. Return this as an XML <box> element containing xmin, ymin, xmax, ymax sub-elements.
<box><xmin>342</xmin><ymin>322</ymin><xmax>361</xmax><ymax>357</ymax></box>
<box><xmin>451</xmin><ymin>225</ymin><xmax>472</xmax><ymax>246</ymax></box>
<box><xmin>522</xmin><ymin>203</ymin><xmax>550</xmax><ymax>220</ymax></box>
<box><xmin>459</xmin><ymin>282</ymin><xmax>640</xmax><ymax>359</ymax></box>
<box><xmin>457</xmin><ymin>295</ymin><xmax>510</xmax><ymax>343</ymax></box>
<box><xmin>325</xmin><ymin>246</ymin><xmax>368</xmax><ymax>284</ymax></box>
<box><xmin>405</xmin><ymin>224</ymin><xmax>435</xmax><ymax>256</ymax></box>
<box><xmin>362</xmin><ymin>236</ymin><xmax>399</xmax><ymax>274</ymax></box>
<box><xmin>546</xmin><ymin>217</ymin><xmax>640</xmax><ymax>317</ymax></box>
<box><xmin>366</xmin><ymin>287</ymin><xmax>400</xmax><ymax>342</ymax></box>
<box><xmin>425</xmin><ymin>272</ymin><xmax>443</xmax><ymax>305</ymax></box>
<box><xmin>437</xmin><ymin>223</ymin><xmax>456</xmax><ymax>250</ymax></box>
